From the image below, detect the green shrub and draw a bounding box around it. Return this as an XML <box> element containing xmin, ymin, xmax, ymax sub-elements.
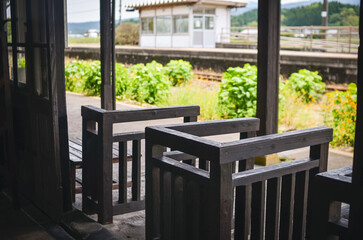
<box><xmin>115</xmin><ymin>63</ymin><xmax>130</xmax><ymax>100</ymax></box>
<box><xmin>218</xmin><ymin>64</ymin><xmax>257</xmax><ymax>118</ymax></box>
<box><xmin>128</xmin><ymin>61</ymin><xmax>171</xmax><ymax>104</ymax></box>
<box><xmin>323</xmin><ymin>83</ymin><xmax>357</xmax><ymax>147</ymax></box>
<box><xmin>285</xmin><ymin>69</ymin><xmax>325</xmax><ymax>103</ymax></box>
<box><xmin>165</xmin><ymin>60</ymin><xmax>193</xmax><ymax>86</ymax></box>
<box><xmin>83</xmin><ymin>61</ymin><xmax>102</xmax><ymax>96</ymax></box>
<box><xmin>65</xmin><ymin>60</ymin><xmax>89</xmax><ymax>93</ymax></box>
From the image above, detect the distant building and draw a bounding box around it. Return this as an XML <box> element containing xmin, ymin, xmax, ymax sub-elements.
<box><xmin>85</xmin><ymin>29</ymin><xmax>100</xmax><ymax>38</ymax></box>
<box><xmin>125</xmin><ymin>0</ymin><xmax>247</xmax><ymax>48</ymax></box>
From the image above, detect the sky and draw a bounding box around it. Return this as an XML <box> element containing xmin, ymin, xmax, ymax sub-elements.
<box><xmin>66</xmin><ymin>0</ymin><xmax>356</xmax><ymax>23</ymax></box>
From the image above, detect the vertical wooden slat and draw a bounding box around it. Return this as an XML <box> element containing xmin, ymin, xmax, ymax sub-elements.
<box><xmin>174</xmin><ymin>176</ymin><xmax>185</xmax><ymax>240</ymax></box>
<box><xmin>293</xmin><ymin>171</ymin><xmax>309</xmax><ymax>240</ymax></box>
<box><xmin>185</xmin><ymin>180</ymin><xmax>200</xmax><ymax>239</ymax></box>
<box><xmin>279</xmin><ymin>173</ymin><xmax>296</xmax><ymax>240</ymax></box>
<box><xmin>118</xmin><ymin>141</ymin><xmax>127</xmax><ymax>203</ymax></box>
<box><xmin>159</xmin><ymin>169</ymin><xmax>165</xmax><ymax>237</ymax></box>
<box><xmin>251</xmin><ymin>181</ymin><xmax>266</xmax><ymax>240</ymax></box>
<box><xmin>235</xmin><ymin>185</ymin><xmax>252</xmax><ymax>239</ymax></box>
<box><xmin>132</xmin><ymin>139</ymin><xmax>141</xmax><ymax>201</ymax></box>
<box><xmin>199</xmin><ymin>182</ymin><xmax>212</xmax><ymax>239</ymax></box>
<box><xmin>266</xmin><ymin>177</ymin><xmax>282</xmax><ymax>240</ymax></box>
<box><xmin>235</xmin><ymin>132</ymin><xmax>255</xmax><ymax>240</ymax></box>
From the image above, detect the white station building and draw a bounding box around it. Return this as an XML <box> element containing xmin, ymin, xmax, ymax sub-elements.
<box><xmin>125</xmin><ymin>0</ymin><xmax>247</xmax><ymax>48</ymax></box>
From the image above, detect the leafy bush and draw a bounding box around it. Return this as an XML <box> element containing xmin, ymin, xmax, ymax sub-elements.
<box><xmin>65</xmin><ymin>60</ymin><xmax>89</xmax><ymax>93</ymax></box>
<box><xmin>115</xmin><ymin>63</ymin><xmax>130</xmax><ymax>99</ymax></box>
<box><xmin>128</xmin><ymin>61</ymin><xmax>171</xmax><ymax>104</ymax></box>
<box><xmin>83</xmin><ymin>61</ymin><xmax>102</xmax><ymax>96</ymax></box>
<box><xmin>218</xmin><ymin>64</ymin><xmax>257</xmax><ymax>118</ymax></box>
<box><xmin>165</xmin><ymin>60</ymin><xmax>193</xmax><ymax>86</ymax></box>
<box><xmin>285</xmin><ymin>69</ymin><xmax>325</xmax><ymax>103</ymax></box>
<box><xmin>323</xmin><ymin>83</ymin><xmax>357</xmax><ymax>147</ymax></box>
<box><xmin>115</xmin><ymin>22</ymin><xmax>139</xmax><ymax>45</ymax></box>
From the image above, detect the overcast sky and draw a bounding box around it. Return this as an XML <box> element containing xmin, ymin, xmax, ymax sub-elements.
<box><xmin>65</xmin><ymin>0</ymin><xmax>337</xmax><ymax>23</ymax></box>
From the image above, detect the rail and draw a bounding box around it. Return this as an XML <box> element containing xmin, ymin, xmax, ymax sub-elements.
<box><xmin>219</xmin><ymin>26</ymin><xmax>359</xmax><ymax>54</ymax></box>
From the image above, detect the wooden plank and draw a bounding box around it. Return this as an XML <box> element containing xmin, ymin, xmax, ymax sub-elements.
<box><xmin>151</xmin><ymin>156</ymin><xmax>209</xmax><ymax>184</ymax></box>
<box><xmin>279</xmin><ymin>173</ymin><xmax>296</xmax><ymax>240</ymax></box>
<box><xmin>146</xmin><ymin>127</ymin><xmax>221</xmax><ymax>163</ymax></box>
<box><xmin>251</xmin><ymin>181</ymin><xmax>266</xmax><ymax>240</ymax></box>
<box><xmin>112</xmin><ymin>200</ymin><xmax>145</xmax><ymax>216</ymax></box>
<box><xmin>293</xmin><ymin>171</ymin><xmax>309</xmax><ymax>240</ymax></box>
<box><xmin>113</xmin><ymin>131</ymin><xmax>144</xmax><ymax>142</ymax></box>
<box><xmin>174</xmin><ymin>176</ymin><xmax>185</xmax><ymax>240</ymax></box>
<box><xmin>97</xmin><ymin>121</ymin><xmax>114</xmax><ymax>224</ymax></box>
<box><xmin>232</xmin><ymin>158</ymin><xmax>318</xmax><ymax>187</ymax></box>
<box><xmin>166</xmin><ymin>117</ymin><xmax>259</xmax><ymax>137</ymax></box>
<box><xmin>185</xmin><ymin>180</ymin><xmax>200</xmax><ymax>239</ymax></box>
<box><xmin>265</xmin><ymin>177</ymin><xmax>282</xmax><ymax>240</ymax></box>
<box><xmin>221</xmin><ymin>127</ymin><xmax>332</xmax><ymax>164</ymax></box>
<box><xmin>234</xmin><ymin>185</ymin><xmax>251</xmax><ymax>239</ymax></box>
<box><xmin>132</xmin><ymin>139</ymin><xmax>141</xmax><ymax>201</ymax></box>
<box><xmin>104</xmin><ymin>105</ymin><xmax>200</xmax><ymax>123</ymax></box>
<box><xmin>160</xmin><ymin>170</ymin><xmax>173</xmax><ymax>239</ymax></box>
<box><xmin>118</xmin><ymin>141</ymin><xmax>127</xmax><ymax>203</ymax></box>
<box><xmin>256</xmin><ymin>0</ymin><xmax>281</xmax><ymax>136</ymax></box>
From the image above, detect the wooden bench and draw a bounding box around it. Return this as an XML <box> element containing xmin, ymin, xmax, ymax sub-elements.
<box><xmin>68</xmin><ymin>138</ymin><xmax>132</xmax><ymax>202</ymax></box>
<box><xmin>145</xmin><ymin>119</ymin><xmax>333</xmax><ymax>239</ymax></box>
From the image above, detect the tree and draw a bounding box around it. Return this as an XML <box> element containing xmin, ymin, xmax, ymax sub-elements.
<box><xmin>115</xmin><ymin>22</ymin><xmax>139</xmax><ymax>45</ymax></box>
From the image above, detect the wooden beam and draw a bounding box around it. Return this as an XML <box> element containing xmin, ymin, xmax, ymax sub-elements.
<box><xmin>257</xmin><ymin>0</ymin><xmax>281</xmax><ymax>135</ymax></box>
<box><xmin>349</xmin><ymin>0</ymin><xmax>363</xmax><ymax>238</ymax></box>
<box><xmin>100</xmin><ymin>0</ymin><xmax>115</xmax><ymax>110</ymax></box>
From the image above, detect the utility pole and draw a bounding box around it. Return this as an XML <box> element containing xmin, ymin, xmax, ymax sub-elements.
<box><xmin>119</xmin><ymin>0</ymin><xmax>122</xmax><ymax>26</ymax></box>
<box><xmin>322</xmin><ymin>0</ymin><xmax>328</xmax><ymax>39</ymax></box>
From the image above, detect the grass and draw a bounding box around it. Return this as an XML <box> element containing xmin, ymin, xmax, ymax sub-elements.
<box><xmin>68</xmin><ymin>37</ymin><xmax>100</xmax><ymax>44</ymax></box>
<box><xmin>157</xmin><ymin>80</ymin><xmax>222</xmax><ymax>121</ymax></box>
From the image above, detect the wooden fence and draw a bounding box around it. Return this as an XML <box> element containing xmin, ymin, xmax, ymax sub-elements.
<box><xmin>220</xmin><ymin>26</ymin><xmax>359</xmax><ymax>54</ymax></box>
<box><xmin>81</xmin><ymin>105</ymin><xmax>200</xmax><ymax>224</ymax></box>
<box><xmin>145</xmin><ymin>119</ymin><xmax>333</xmax><ymax>239</ymax></box>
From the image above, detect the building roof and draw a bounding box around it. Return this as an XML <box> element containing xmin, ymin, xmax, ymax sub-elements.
<box><xmin>124</xmin><ymin>0</ymin><xmax>247</xmax><ymax>9</ymax></box>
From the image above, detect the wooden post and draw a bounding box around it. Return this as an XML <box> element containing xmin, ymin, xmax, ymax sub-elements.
<box><xmin>100</xmin><ymin>0</ymin><xmax>115</xmax><ymax>110</ymax></box>
<box><xmin>256</xmin><ymin>0</ymin><xmax>280</xmax><ymax>136</ymax></box>
<box><xmin>349</xmin><ymin>1</ymin><xmax>363</xmax><ymax>238</ymax></box>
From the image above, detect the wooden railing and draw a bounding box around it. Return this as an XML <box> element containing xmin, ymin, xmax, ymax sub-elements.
<box><xmin>219</xmin><ymin>26</ymin><xmax>359</xmax><ymax>53</ymax></box>
<box><xmin>81</xmin><ymin>105</ymin><xmax>200</xmax><ymax>224</ymax></box>
<box><xmin>145</xmin><ymin>120</ymin><xmax>333</xmax><ymax>239</ymax></box>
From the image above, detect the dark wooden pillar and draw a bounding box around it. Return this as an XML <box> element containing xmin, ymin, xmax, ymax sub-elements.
<box><xmin>349</xmin><ymin>0</ymin><xmax>363</xmax><ymax>238</ymax></box>
<box><xmin>100</xmin><ymin>0</ymin><xmax>116</xmax><ymax>110</ymax></box>
<box><xmin>256</xmin><ymin>0</ymin><xmax>281</xmax><ymax>136</ymax></box>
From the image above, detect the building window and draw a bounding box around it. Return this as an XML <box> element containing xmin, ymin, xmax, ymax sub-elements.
<box><xmin>193</xmin><ymin>16</ymin><xmax>203</xmax><ymax>30</ymax></box>
<box><xmin>141</xmin><ymin>17</ymin><xmax>154</xmax><ymax>34</ymax></box>
<box><xmin>205</xmin><ymin>16</ymin><xmax>215</xmax><ymax>30</ymax></box>
<box><xmin>156</xmin><ymin>16</ymin><xmax>171</xmax><ymax>34</ymax></box>
<box><xmin>173</xmin><ymin>15</ymin><xmax>188</xmax><ymax>34</ymax></box>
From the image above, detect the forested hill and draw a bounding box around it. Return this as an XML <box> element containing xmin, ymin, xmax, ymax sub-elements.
<box><xmin>231</xmin><ymin>1</ymin><xmax>360</xmax><ymax>27</ymax></box>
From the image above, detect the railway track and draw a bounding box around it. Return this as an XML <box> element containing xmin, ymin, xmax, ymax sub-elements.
<box><xmin>194</xmin><ymin>71</ymin><xmax>349</xmax><ymax>92</ymax></box>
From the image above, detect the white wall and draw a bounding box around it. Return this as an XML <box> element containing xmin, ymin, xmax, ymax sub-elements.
<box><xmin>139</xmin><ymin>5</ymin><xmax>233</xmax><ymax>48</ymax></box>
<box><xmin>215</xmin><ymin>7</ymin><xmax>229</xmax><ymax>43</ymax></box>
